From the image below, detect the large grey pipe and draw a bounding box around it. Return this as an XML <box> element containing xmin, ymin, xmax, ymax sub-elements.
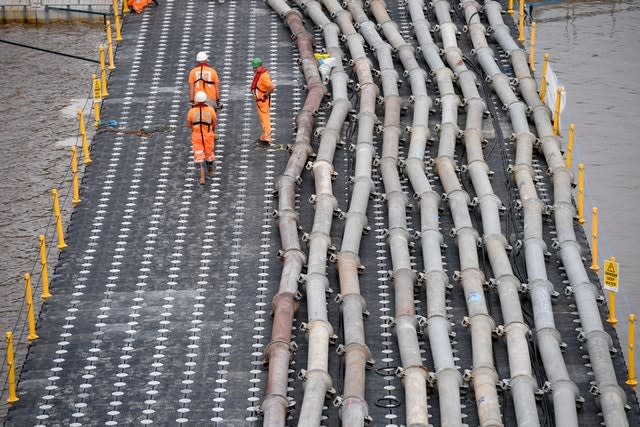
<box><xmin>483</xmin><ymin>2</ymin><xmax>629</xmax><ymax>425</ymax></box>
<box><xmin>319</xmin><ymin>0</ymin><xmax>383</xmax><ymax>424</ymax></box>
<box><xmin>403</xmin><ymin>1</ymin><xmax>469</xmax><ymax>425</ymax></box>
<box><xmin>347</xmin><ymin>1</ymin><xmax>431</xmax><ymax>425</ymax></box>
<box><xmin>365</xmin><ymin>0</ymin><xmax>503</xmax><ymax>424</ymax></box>
<box><xmin>291</xmin><ymin>1</ymin><xmax>371</xmax><ymax>425</ymax></box>
<box><xmin>460</xmin><ymin>1</ymin><xmax>581</xmax><ymax>425</ymax></box>
<box><xmin>420</xmin><ymin>0</ymin><xmax>540</xmax><ymax>424</ymax></box>
<box><xmin>263</xmin><ymin>1</ymin><xmax>326</xmax><ymax>425</ymax></box>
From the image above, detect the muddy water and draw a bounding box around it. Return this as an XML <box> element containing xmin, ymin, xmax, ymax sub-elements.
<box><xmin>532</xmin><ymin>0</ymin><xmax>640</xmax><ymax>374</ymax></box>
<box><xmin>0</xmin><ymin>22</ymin><xmax>101</xmax><ymax>338</ymax></box>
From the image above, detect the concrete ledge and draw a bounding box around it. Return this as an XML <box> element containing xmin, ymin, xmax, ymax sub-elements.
<box><xmin>1</xmin><ymin>1</ymin><xmax>112</xmax><ymax>23</ymax></box>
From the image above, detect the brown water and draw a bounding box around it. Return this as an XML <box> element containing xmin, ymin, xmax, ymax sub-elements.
<box><xmin>532</xmin><ymin>0</ymin><xmax>640</xmax><ymax>372</ymax></box>
<box><xmin>0</xmin><ymin>22</ymin><xmax>101</xmax><ymax>338</ymax></box>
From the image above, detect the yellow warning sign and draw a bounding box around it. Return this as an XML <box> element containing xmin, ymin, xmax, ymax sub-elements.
<box><xmin>93</xmin><ymin>78</ymin><xmax>102</xmax><ymax>101</ymax></box>
<box><xmin>603</xmin><ymin>257</ymin><xmax>619</xmax><ymax>292</ymax></box>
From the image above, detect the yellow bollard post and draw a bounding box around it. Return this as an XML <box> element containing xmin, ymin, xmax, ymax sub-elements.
<box><xmin>608</xmin><ymin>290</ymin><xmax>618</xmax><ymax>325</ymax></box>
<box><xmin>106</xmin><ymin>19</ymin><xmax>115</xmax><ymax>71</ymax></box>
<box><xmin>577</xmin><ymin>163</ymin><xmax>585</xmax><ymax>224</ymax></box>
<box><xmin>553</xmin><ymin>85</ymin><xmax>564</xmax><ymax>136</ymax></box>
<box><xmin>25</xmin><ymin>273</ymin><xmax>39</xmax><ymax>341</ymax></box>
<box><xmin>508</xmin><ymin>0</ymin><xmax>514</xmax><ymax>16</ymax></box>
<box><xmin>52</xmin><ymin>189</ymin><xmax>67</xmax><ymax>250</ymax></box>
<box><xmin>99</xmin><ymin>45</ymin><xmax>108</xmax><ymax>98</ymax></box>
<box><xmin>39</xmin><ymin>235</ymin><xmax>51</xmax><ymax>300</ymax></box>
<box><xmin>529</xmin><ymin>21</ymin><xmax>536</xmax><ymax>72</ymax></box>
<box><xmin>71</xmin><ymin>146</ymin><xmax>81</xmax><ymax>207</ymax></box>
<box><xmin>93</xmin><ymin>73</ymin><xmax>101</xmax><ymax>129</ymax></box>
<box><xmin>94</xmin><ymin>102</ymin><xmax>101</xmax><ymax>130</ymax></box>
<box><xmin>77</xmin><ymin>110</ymin><xmax>92</xmax><ymax>165</ymax></box>
<box><xmin>123</xmin><ymin>0</ymin><xmax>130</xmax><ymax>14</ymax></box>
<box><xmin>566</xmin><ymin>123</ymin><xmax>575</xmax><ymax>169</ymax></box>
<box><xmin>540</xmin><ymin>53</ymin><xmax>549</xmax><ymax>102</ymax></box>
<box><xmin>590</xmin><ymin>207</ymin><xmax>599</xmax><ymax>272</ymax></box>
<box><xmin>518</xmin><ymin>0</ymin><xmax>525</xmax><ymax>43</ymax></box>
<box><xmin>5</xmin><ymin>332</ymin><xmax>19</xmax><ymax>404</ymax></box>
<box><xmin>113</xmin><ymin>0</ymin><xmax>122</xmax><ymax>43</ymax></box>
<box><xmin>627</xmin><ymin>314</ymin><xmax>638</xmax><ymax>389</ymax></box>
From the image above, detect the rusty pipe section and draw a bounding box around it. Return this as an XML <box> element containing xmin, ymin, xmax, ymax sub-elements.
<box><xmin>352</xmin><ymin>0</ymin><xmax>432</xmax><ymax>425</ymax></box>
<box><xmin>426</xmin><ymin>0</ymin><xmax>541</xmax><ymax>424</ymax></box>
<box><xmin>263</xmin><ymin>2</ymin><xmax>326</xmax><ymax>426</ymax></box>
<box><xmin>292</xmin><ymin>1</ymin><xmax>359</xmax><ymax>425</ymax></box>
<box><xmin>483</xmin><ymin>2</ymin><xmax>629</xmax><ymax>425</ymax></box>
<box><xmin>460</xmin><ymin>1</ymin><xmax>581</xmax><ymax>425</ymax></box>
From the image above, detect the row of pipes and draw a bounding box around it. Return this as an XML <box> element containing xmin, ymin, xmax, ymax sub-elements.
<box><xmin>481</xmin><ymin>2</ymin><xmax>628</xmax><ymax>425</ymax></box>
<box><xmin>358</xmin><ymin>0</ymin><xmax>433</xmax><ymax>424</ymax></box>
<box><xmin>262</xmin><ymin>2</ymin><xmax>325</xmax><ymax>425</ymax></box>
<box><xmin>263</xmin><ymin>0</ymin><xmax>629</xmax><ymax>425</ymax></box>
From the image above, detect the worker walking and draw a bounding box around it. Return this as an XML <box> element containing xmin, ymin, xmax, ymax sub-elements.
<box><xmin>189</xmin><ymin>51</ymin><xmax>221</xmax><ymax>109</ymax></box>
<box><xmin>128</xmin><ymin>0</ymin><xmax>158</xmax><ymax>13</ymax></box>
<box><xmin>250</xmin><ymin>58</ymin><xmax>275</xmax><ymax>144</ymax></box>
<box><xmin>187</xmin><ymin>91</ymin><xmax>216</xmax><ymax>185</ymax></box>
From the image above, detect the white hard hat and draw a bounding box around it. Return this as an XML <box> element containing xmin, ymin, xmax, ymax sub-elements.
<box><xmin>195</xmin><ymin>91</ymin><xmax>207</xmax><ymax>103</ymax></box>
<box><xmin>196</xmin><ymin>51</ymin><xmax>208</xmax><ymax>62</ymax></box>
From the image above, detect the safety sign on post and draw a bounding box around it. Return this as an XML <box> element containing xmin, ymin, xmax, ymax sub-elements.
<box><xmin>603</xmin><ymin>257</ymin><xmax>620</xmax><ymax>292</ymax></box>
<box><xmin>93</xmin><ymin>77</ymin><xmax>102</xmax><ymax>101</ymax></box>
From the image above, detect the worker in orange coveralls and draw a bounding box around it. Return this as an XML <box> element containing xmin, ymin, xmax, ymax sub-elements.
<box><xmin>128</xmin><ymin>0</ymin><xmax>158</xmax><ymax>13</ymax></box>
<box><xmin>250</xmin><ymin>58</ymin><xmax>275</xmax><ymax>144</ymax></box>
<box><xmin>188</xmin><ymin>51</ymin><xmax>221</xmax><ymax>109</ymax></box>
<box><xmin>187</xmin><ymin>91</ymin><xmax>216</xmax><ymax>185</ymax></box>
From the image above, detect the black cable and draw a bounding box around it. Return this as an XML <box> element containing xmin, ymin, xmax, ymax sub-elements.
<box><xmin>0</xmin><ymin>39</ymin><xmax>100</xmax><ymax>64</ymax></box>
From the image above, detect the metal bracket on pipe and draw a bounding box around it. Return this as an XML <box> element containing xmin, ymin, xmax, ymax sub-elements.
<box><xmin>332</xmin><ymin>395</ymin><xmax>344</xmax><ymax>408</ymax></box>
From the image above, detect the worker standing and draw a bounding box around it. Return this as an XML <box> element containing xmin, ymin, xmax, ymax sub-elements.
<box><xmin>187</xmin><ymin>91</ymin><xmax>216</xmax><ymax>185</ymax></box>
<box><xmin>250</xmin><ymin>58</ymin><xmax>275</xmax><ymax>144</ymax></box>
<box><xmin>189</xmin><ymin>51</ymin><xmax>221</xmax><ymax>109</ymax></box>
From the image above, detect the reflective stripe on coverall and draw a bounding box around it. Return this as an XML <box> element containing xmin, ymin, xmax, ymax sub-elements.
<box><xmin>188</xmin><ymin>64</ymin><xmax>220</xmax><ymax>104</ymax></box>
<box><xmin>187</xmin><ymin>105</ymin><xmax>216</xmax><ymax>163</ymax></box>
<box><xmin>252</xmin><ymin>69</ymin><xmax>274</xmax><ymax>141</ymax></box>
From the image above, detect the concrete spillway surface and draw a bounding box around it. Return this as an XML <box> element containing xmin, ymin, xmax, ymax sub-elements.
<box><xmin>6</xmin><ymin>0</ymin><xmax>639</xmax><ymax>425</ymax></box>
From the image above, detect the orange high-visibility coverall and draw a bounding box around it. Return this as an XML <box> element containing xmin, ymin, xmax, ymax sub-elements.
<box><xmin>252</xmin><ymin>68</ymin><xmax>275</xmax><ymax>142</ymax></box>
<box><xmin>128</xmin><ymin>0</ymin><xmax>150</xmax><ymax>13</ymax></box>
<box><xmin>188</xmin><ymin>64</ymin><xmax>220</xmax><ymax>105</ymax></box>
<box><xmin>187</xmin><ymin>104</ymin><xmax>216</xmax><ymax>164</ymax></box>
